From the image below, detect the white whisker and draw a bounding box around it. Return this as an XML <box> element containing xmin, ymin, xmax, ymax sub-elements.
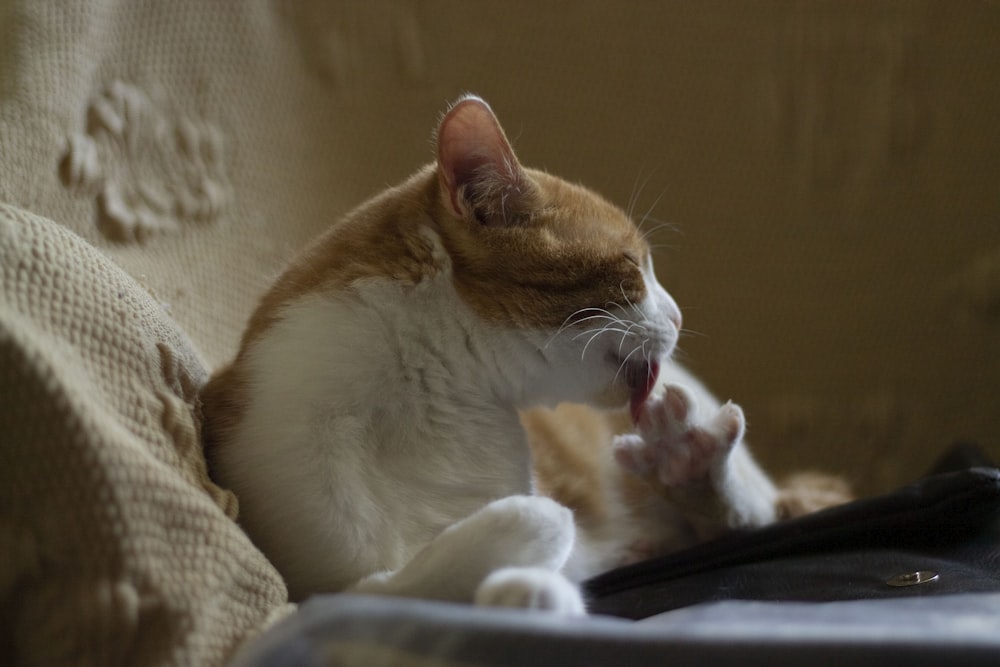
<box><xmin>627</xmin><ymin>170</ymin><xmax>654</xmax><ymax>223</ymax></box>
<box><xmin>573</xmin><ymin>326</ymin><xmax>633</xmax><ymax>343</ymax></box>
<box><xmin>603</xmin><ymin>301</ymin><xmax>648</xmax><ymax>332</ymax></box>
<box><xmin>615</xmin><ymin>284</ymin><xmax>645</xmax><ymax>322</ymax></box>
<box><xmin>545</xmin><ymin>307</ymin><xmax>620</xmax><ymax>349</ymax></box>
<box><xmin>617</xmin><ymin>320</ymin><xmax>647</xmax><ymax>357</ymax></box>
<box><xmin>638</xmin><ymin>220</ymin><xmax>679</xmax><ymax>244</ymax></box>
<box><xmin>678</xmin><ymin>327</ymin><xmax>706</xmax><ymax>340</ymax></box>
<box><xmin>612</xmin><ymin>342</ymin><xmax>644</xmax><ymax>386</ymax></box>
<box><xmin>637</xmin><ymin>190</ymin><xmax>667</xmax><ymax>234</ymax></box>
<box><xmin>580</xmin><ymin>326</ymin><xmax>623</xmax><ymax>360</ymax></box>
<box><xmin>572</xmin><ymin>314</ymin><xmax>628</xmax><ymax>327</ymax></box>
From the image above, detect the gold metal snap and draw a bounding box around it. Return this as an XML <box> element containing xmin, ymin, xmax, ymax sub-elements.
<box><xmin>886</xmin><ymin>571</ymin><xmax>939</xmax><ymax>587</ymax></box>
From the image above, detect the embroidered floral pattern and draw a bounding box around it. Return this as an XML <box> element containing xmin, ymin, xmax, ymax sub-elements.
<box><xmin>59</xmin><ymin>81</ymin><xmax>230</xmax><ymax>243</ymax></box>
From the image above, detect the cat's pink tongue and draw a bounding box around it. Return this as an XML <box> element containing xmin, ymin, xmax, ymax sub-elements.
<box><xmin>629</xmin><ymin>360</ymin><xmax>660</xmax><ymax>425</ymax></box>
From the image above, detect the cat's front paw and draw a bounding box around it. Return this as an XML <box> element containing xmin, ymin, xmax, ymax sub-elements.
<box><xmin>613</xmin><ymin>385</ymin><xmax>744</xmax><ymax>487</ymax></box>
<box><xmin>475</xmin><ymin>567</ymin><xmax>586</xmax><ymax>615</ymax></box>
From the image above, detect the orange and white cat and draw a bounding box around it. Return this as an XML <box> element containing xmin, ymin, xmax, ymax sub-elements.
<box><xmin>201</xmin><ymin>96</ymin><xmax>847</xmax><ymax>614</ymax></box>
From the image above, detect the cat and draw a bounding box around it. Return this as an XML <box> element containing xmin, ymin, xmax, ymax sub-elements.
<box><xmin>200</xmin><ymin>95</ymin><xmax>850</xmax><ymax>614</ymax></box>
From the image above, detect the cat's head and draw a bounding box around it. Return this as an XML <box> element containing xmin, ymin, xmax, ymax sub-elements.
<box><xmin>432</xmin><ymin>96</ymin><xmax>682</xmax><ymax>420</ymax></box>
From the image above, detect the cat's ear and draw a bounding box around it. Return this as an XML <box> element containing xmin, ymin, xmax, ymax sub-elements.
<box><xmin>436</xmin><ymin>95</ymin><xmax>535</xmax><ymax>224</ymax></box>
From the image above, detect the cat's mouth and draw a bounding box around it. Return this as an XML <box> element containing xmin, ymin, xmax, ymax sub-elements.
<box><xmin>623</xmin><ymin>358</ymin><xmax>660</xmax><ymax>424</ymax></box>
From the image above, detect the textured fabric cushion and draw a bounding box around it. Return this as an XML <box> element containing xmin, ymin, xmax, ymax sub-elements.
<box><xmin>0</xmin><ymin>205</ymin><xmax>292</xmax><ymax>665</ymax></box>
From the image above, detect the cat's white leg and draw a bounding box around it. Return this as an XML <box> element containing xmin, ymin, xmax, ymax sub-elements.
<box><xmin>614</xmin><ymin>384</ymin><xmax>777</xmax><ymax>532</ymax></box>
<box><xmin>475</xmin><ymin>566</ymin><xmax>585</xmax><ymax>615</ymax></box>
<box><xmin>350</xmin><ymin>495</ymin><xmax>583</xmax><ymax>611</ymax></box>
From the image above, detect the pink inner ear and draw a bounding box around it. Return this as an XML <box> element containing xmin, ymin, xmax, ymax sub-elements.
<box><xmin>437</xmin><ymin>97</ymin><xmax>517</xmax><ymax>218</ymax></box>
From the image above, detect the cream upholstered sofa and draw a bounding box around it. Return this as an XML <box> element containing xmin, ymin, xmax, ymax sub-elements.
<box><xmin>4</xmin><ymin>2</ymin><xmax>1000</xmax><ymax>665</ymax></box>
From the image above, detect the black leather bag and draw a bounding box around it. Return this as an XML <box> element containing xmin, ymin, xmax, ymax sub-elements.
<box><xmin>584</xmin><ymin>443</ymin><xmax>1000</xmax><ymax>619</ymax></box>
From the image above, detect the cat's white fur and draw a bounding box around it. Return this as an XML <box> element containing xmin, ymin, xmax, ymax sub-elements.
<box><xmin>207</xmin><ymin>96</ymin><xmax>780</xmax><ymax>612</ymax></box>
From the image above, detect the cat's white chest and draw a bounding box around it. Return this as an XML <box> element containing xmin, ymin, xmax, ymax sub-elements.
<box><xmin>218</xmin><ymin>275</ymin><xmax>536</xmax><ymax>596</ymax></box>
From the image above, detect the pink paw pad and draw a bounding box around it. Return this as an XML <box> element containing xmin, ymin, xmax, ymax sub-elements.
<box><xmin>614</xmin><ymin>385</ymin><xmax>745</xmax><ymax>487</ymax></box>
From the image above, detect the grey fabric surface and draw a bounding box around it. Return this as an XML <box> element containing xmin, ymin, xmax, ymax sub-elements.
<box><xmin>231</xmin><ymin>593</ymin><xmax>1000</xmax><ymax>667</ymax></box>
